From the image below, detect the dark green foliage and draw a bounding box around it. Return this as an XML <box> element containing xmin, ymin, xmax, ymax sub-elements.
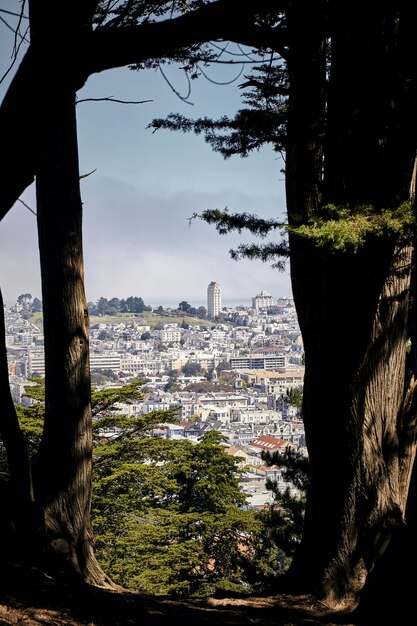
<box><xmin>94</xmin><ymin>1</ymin><xmax>213</xmax><ymax>31</ymax></box>
<box><xmin>88</xmin><ymin>295</ymin><xmax>152</xmax><ymax>316</ymax></box>
<box><xmin>174</xmin><ymin>431</ymin><xmax>247</xmax><ymax>513</ymax></box>
<box><xmin>31</xmin><ymin>297</ymin><xmax>42</xmax><ymax>313</ymax></box>
<box><xmin>284</xmin><ymin>387</ymin><xmax>303</xmax><ymax>411</ymax></box>
<box><xmin>256</xmin><ymin>486</ymin><xmax>305</xmax><ymax>563</ymax></box>
<box><xmin>2</xmin><ymin>378</ymin><xmax>299</xmax><ymax>596</ymax></box>
<box><xmin>191</xmin><ymin>208</ymin><xmax>289</xmax><ymax>270</ymax></box>
<box><xmin>92</xmin><ymin>419</ymin><xmax>260</xmax><ymax>596</ymax></box>
<box><xmin>178</xmin><ymin>301</ymin><xmax>192</xmax><ymax>313</ymax></box>
<box><xmin>91</xmin><ymin>382</ymin><xmax>145</xmax><ymax>415</ymax></box>
<box><xmin>0</xmin><ymin>378</ymin><xmax>45</xmax><ymax>471</ymax></box>
<box><xmin>192</xmin><ymin>209</ymin><xmax>284</xmax><ymax>237</ymax></box>
<box><xmin>14</xmin><ymin>378</ymin><xmax>45</xmax><ymax>456</ymax></box>
<box><xmin>262</xmin><ymin>447</ymin><xmax>310</xmax><ymax>493</ymax></box>
<box><xmin>181</xmin><ymin>362</ymin><xmax>204</xmax><ymax>376</ymax></box>
<box><xmin>17</xmin><ymin>294</ymin><xmax>32</xmax><ymax>306</ymax></box>
<box><xmin>258</xmin><ymin>447</ymin><xmax>309</xmax><ymax>559</ymax></box>
<box><xmin>150</xmin><ymin>64</ymin><xmax>288</xmax><ymax>158</ymax></box>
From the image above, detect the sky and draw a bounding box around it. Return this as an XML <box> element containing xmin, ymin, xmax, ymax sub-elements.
<box><xmin>0</xmin><ymin>2</ymin><xmax>292</xmax><ymax>309</ymax></box>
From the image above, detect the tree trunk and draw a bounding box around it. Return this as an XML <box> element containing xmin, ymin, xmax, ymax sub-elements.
<box><xmin>21</xmin><ymin>0</ymin><xmax>113</xmax><ymax>588</ymax></box>
<box><xmin>33</xmin><ymin>86</ymin><xmax>112</xmax><ymax>586</ymax></box>
<box><xmin>288</xmin><ymin>239</ymin><xmax>416</xmax><ymax>610</ymax></box>
<box><xmin>284</xmin><ymin>2</ymin><xmax>417</xmax><ymax>610</ymax></box>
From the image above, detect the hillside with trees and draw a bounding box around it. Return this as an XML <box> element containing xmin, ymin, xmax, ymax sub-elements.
<box><xmin>1</xmin><ymin>2</ymin><xmax>417</xmax><ymax>626</ymax></box>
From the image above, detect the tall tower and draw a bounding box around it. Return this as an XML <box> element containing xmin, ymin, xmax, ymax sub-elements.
<box><xmin>207</xmin><ymin>281</ymin><xmax>221</xmax><ymax>318</ymax></box>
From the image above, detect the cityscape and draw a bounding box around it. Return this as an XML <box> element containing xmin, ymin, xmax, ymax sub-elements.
<box><xmin>4</xmin><ymin>282</ymin><xmax>306</xmax><ymax>508</ymax></box>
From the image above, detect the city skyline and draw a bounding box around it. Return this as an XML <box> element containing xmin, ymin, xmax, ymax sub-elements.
<box><xmin>3</xmin><ymin>288</ymin><xmax>293</xmax><ymax>311</ymax></box>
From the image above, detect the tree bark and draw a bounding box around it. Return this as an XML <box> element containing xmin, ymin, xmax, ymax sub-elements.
<box><xmin>32</xmin><ymin>87</ymin><xmax>112</xmax><ymax>585</ymax></box>
<box><xmin>289</xmin><ymin>240</ymin><xmax>416</xmax><ymax>610</ymax></box>
<box><xmin>27</xmin><ymin>0</ymin><xmax>109</xmax><ymax>579</ymax></box>
<box><xmin>284</xmin><ymin>2</ymin><xmax>417</xmax><ymax>610</ymax></box>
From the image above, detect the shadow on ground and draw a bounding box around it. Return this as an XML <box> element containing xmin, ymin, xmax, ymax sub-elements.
<box><xmin>0</xmin><ymin>566</ymin><xmax>361</xmax><ymax>626</ymax></box>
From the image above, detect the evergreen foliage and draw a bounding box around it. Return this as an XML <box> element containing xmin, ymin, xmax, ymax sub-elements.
<box><xmin>92</xmin><ymin>413</ymin><xmax>261</xmax><ymax>596</ymax></box>
<box><xmin>88</xmin><ymin>296</ymin><xmax>152</xmax><ymax>316</ymax></box>
<box><xmin>14</xmin><ymin>378</ymin><xmax>45</xmax><ymax>456</ymax></box>
<box><xmin>284</xmin><ymin>387</ymin><xmax>303</xmax><ymax>411</ymax></box>
<box><xmin>290</xmin><ymin>202</ymin><xmax>415</xmax><ymax>253</ymax></box>
<box><xmin>1</xmin><ymin>375</ymin><xmax>305</xmax><ymax>596</ymax></box>
<box><xmin>150</xmin><ymin>64</ymin><xmax>287</xmax><ymax>158</ymax></box>
<box><xmin>151</xmin><ymin>58</ymin><xmax>416</xmax><ymax>267</ymax></box>
<box><xmin>259</xmin><ymin>447</ymin><xmax>309</xmax><ymax>560</ymax></box>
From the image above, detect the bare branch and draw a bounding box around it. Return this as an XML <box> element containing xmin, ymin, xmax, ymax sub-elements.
<box><xmin>79</xmin><ymin>169</ymin><xmax>97</xmax><ymax>179</ymax></box>
<box><xmin>0</xmin><ymin>0</ymin><xmax>286</xmax><ymax>222</ymax></box>
<box><xmin>0</xmin><ymin>0</ymin><xmax>30</xmax><ymax>88</ymax></box>
<box><xmin>17</xmin><ymin>197</ymin><xmax>36</xmax><ymax>216</ymax></box>
<box><xmin>0</xmin><ymin>9</ymin><xmax>29</xmax><ymax>19</ymax></box>
<box><xmin>158</xmin><ymin>64</ymin><xmax>193</xmax><ymax>105</ymax></box>
<box><xmin>197</xmin><ymin>62</ymin><xmax>245</xmax><ymax>86</ymax></box>
<box><xmin>76</xmin><ymin>95</ymin><xmax>153</xmax><ymax>105</ymax></box>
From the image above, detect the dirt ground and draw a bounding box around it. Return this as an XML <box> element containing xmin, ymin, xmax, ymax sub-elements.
<box><xmin>0</xmin><ymin>567</ymin><xmax>360</xmax><ymax>626</ymax></box>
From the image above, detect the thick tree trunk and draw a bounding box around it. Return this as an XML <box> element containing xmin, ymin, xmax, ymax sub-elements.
<box><xmin>33</xmin><ymin>89</ymin><xmax>112</xmax><ymax>586</ymax></box>
<box><xmin>22</xmin><ymin>0</ymin><xmax>113</xmax><ymax>588</ymax></box>
<box><xmin>288</xmin><ymin>239</ymin><xmax>416</xmax><ymax>610</ymax></box>
<box><xmin>284</xmin><ymin>2</ymin><xmax>417</xmax><ymax>611</ymax></box>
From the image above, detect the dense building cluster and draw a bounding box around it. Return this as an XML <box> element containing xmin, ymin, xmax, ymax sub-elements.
<box><xmin>4</xmin><ymin>290</ymin><xmax>305</xmax><ymax>508</ymax></box>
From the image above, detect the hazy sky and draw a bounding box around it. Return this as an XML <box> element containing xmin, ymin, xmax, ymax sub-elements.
<box><xmin>0</xmin><ymin>3</ymin><xmax>292</xmax><ymax>308</ymax></box>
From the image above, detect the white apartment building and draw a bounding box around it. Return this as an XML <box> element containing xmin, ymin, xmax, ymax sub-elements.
<box><xmin>207</xmin><ymin>281</ymin><xmax>221</xmax><ymax>318</ymax></box>
<box><xmin>230</xmin><ymin>407</ymin><xmax>283</xmax><ymax>425</ymax></box>
<box><xmin>27</xmin><ymin>349</ymin><xmax>45</xmax><ymax>377</ymax></box>
<box><xmin>159</xmin><ymin>328</ymin><xmax>181</xmax><ymax>344</ymax></box>
<box><xmin>120</xmin><ymin>355</ymin><xmax>168</xmax><ymax>376</ymax></box>
<box><xmin>90</xmin><ymin>353</ymin><xmax>122</xmax><ymax>373</ymax></box>
<box><xmin>230</xmin><ymin>354</ymin><xmax>287</xmax><ymax>371</ymax></box>
<box><xmin>252</xmin><ymin>290</ymin><xmax>274</xmax><ymax>310</ymax></box>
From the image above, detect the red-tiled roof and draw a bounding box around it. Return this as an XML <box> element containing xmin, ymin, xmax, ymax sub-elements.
<box><xmin>249</xmin><ymin>435</ymin><xmax>288</xmax><ymax>451</ymax></box>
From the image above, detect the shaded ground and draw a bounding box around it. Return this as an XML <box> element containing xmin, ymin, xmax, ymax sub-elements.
<box><xmin>0</xmin><ymin>566</ymin><xmax>360</xmax><ymax>626</ymax></box>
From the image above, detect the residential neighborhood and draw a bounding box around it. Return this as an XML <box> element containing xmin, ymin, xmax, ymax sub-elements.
<box><xmin>4</xmin><ymin>288</ymin><xmax>306</xmax><ymax>509</ymax></box>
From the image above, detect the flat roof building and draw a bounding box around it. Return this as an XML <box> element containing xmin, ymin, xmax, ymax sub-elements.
<box><xmin>207</xmin><ymin>281</ymin><xmax>221</xmax><ymax>318</ymax></box>
<box><xmin>252</xmin><ymin>290</ymin><xmax>274</xmax><ymax>310</ymax></box>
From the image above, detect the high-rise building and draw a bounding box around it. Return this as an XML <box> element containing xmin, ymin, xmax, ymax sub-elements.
<box><xmin>207</xmin><ymin>281</ymin><xmax>221</xmax><ymax>318</ymax></box>
<box><xmin>252</xmin><ymin>289</ymin><xmax>274</xmax><ymax>311</ymax></box>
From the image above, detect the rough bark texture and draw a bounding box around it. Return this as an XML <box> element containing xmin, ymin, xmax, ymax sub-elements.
<box><xmin>285</xmin><ymin>2</ymin><xmax>417</xmax><ymax>611</ymax></box>
<box><xmin>33</xmin><ymin>86</ymin><xmax>112</xmax><ymax>585</ymax></box>
<box><xmin>26</xmin><ymin>0</ymin><xmax>110</xmax><ymax>583</ymax></box>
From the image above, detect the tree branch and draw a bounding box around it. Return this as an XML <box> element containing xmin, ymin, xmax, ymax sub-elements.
<box><xmin>0</xmin><ymin>0</ymin><xmax>286</xmax><ymax>222</ymax></box>
<box><xmin>85</xmin><ymin>0</ymin><xmax>286</xmax><ymax>76</ymax></box>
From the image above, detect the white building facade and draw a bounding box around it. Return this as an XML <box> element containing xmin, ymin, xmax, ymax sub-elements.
<box><xmin>252</xmin><ymin>290</ymin><xmax>274</xmax><ymax>310</ymax></box>
<box><xmin>207</xmin><ymin>281</ymin><xmax>222</xmax><ymax>318</ymax></box>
